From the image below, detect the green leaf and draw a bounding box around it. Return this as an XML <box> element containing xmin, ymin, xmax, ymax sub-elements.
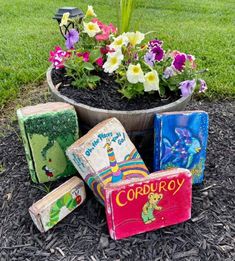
<box><xmin>83</xmin><ymin>62</ymin><xmax>95</xmax><ymax>71</ymax></box>
<box><xmin>168</xmin><ymin>84</ymin><xmax>178</xmax><ymax>91</ymax></box>
<box><xmin>119</xmin><ymin>83</ymin><xmax>144</xmax><ymax>99</ymax></box>
<box><xmin>118</xmin><ymin>0</ymin><xmax>136</xmax><ymax>33</ymax></box>
<box><xmin>119</xmin><ymin>88</ymin><xmax>133</xmax><ymax>99</ymax></box>
<box><xmin>88</xmin><ymin>75</ymin><xmax>100</xmax><ymax>82</ymax></box>
<box><xmin>159</xmin><ymin>85</ymin><xmax>166</xmax><ymax>97</ymax></box>
<box><xmin>89</xmin><ymin>49</ymin><xmax>101</xmax><ymax>63</ymax></box>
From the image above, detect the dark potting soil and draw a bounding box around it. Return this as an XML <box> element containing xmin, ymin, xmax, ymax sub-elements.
<box><xmin>51</xmin><ymin>68</ymin><xmax>181</xmax><ymax>111</ymax></box>
<box><xmin>1</xmin><ymin>97</ymin><xmax>234</xmax><ymax>260</ymax></box>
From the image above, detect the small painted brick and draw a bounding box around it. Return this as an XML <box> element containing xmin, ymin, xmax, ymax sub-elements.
<box><xmin>29</xmin><ymin>176</ymin><xmax>86</xmax><ymax>232</ymax></box>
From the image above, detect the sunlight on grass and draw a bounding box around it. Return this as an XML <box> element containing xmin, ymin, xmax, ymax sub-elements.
<box><xmin>0</xmin><ymin>0</ymin><xmax>234</xmax><ymax>107</ymax></box>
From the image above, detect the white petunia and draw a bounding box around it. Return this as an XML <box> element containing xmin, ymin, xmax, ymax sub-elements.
<box><xmin>144</xmin><ymin>70</ymin><xmax>160</xmax><ymax>92</ymax></box>
<box><xmin>103</xmin><ymin>50</ymin><xmax>124</xmax><ymax>73</ymax></box>
<box><xmin>83</xmin><ymin>22</ymin><xmax>101</xmax><ymax>37</ymax></box>
<box><xmin>85</xmin><ymin>5</ymin><xmax>97</xmax><ymax>17</ymax></box>
<box><xmin>126</xmin><ymin>63</ymin><xmax>145</xmax><ymax>84</ymax></box>
<box><xmin>125</xmin><ymin>31</ymin><xmax>145</xmax><ymax>47</ymax></box>
<box><xmin>109</xmin><ymin>34</ymin><xmax>129</xmax><ymax>50</ymax></box>
<box><xmin>60</xmin><ymin>12</ymin><xmax>70</xmax><ymax>27</ymax></box>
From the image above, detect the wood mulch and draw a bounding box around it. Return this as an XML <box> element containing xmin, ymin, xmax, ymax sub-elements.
<box><xmin>0</xmin><ymin>92</ymin><xmax>234</xmax><ymax>260</ymax></box>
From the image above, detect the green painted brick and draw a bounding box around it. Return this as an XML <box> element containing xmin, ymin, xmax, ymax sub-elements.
<box><xmin>17</xmin><ymin>102</ymin><xmax>79</xmax><ymax>183</ymax></box>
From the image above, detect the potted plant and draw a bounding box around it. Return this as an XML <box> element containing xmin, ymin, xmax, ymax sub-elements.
<box><xmin>47</xmin><ymin>3</ymin><xmax>207</xmax><ymax>138</ymax></box>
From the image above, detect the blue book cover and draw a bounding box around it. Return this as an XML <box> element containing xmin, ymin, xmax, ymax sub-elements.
<box><xmin>154</xmin><ymin>111</ymin><xmax>209</xmax><ymax>184</ymax></box>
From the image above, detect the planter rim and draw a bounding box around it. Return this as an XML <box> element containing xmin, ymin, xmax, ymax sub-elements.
<box><xmin>47</xmin><ymin>65</ymin><xmax>192</xmax><ymax>115</ymax></box>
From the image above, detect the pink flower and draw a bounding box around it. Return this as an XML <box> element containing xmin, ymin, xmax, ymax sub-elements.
<box><xmin>96</xmin><ymin>57</ymin><xmax>103</xmax><ymax>67</ymax></box>
<box><xmin>91</xmin><ymin>18</ymin><xmax>104</xmax><ymax>29</ymax></box>
<box><xmin>96</xmin><ymin>30</ymin><xmax>110</xmax><ymax>41</ymax></box>
<box><xmin>92</xmin><ymin>18</ymin><xmax>117</xmax><ymax>42</ymax></box>
<box><xmin>49</xmin><ymin>46</ymin><xmax>70</xmax><ymax>69</ymax></box>
<box><xmin>100</xmin><ymin>46</ymin><xmax>115</xmax><ymax>55</ymax></box>
<box><xmin>77</xmin><ymin>52</ymin><xmax>90</xmax><ymax>62</ymax></box>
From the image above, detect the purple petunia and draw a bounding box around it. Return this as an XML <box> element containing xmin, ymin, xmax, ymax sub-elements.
<box><xmin>149</xmin><ymin>39</ymin><xmax>163</xmax><ymax>48</ymax></box>
<box><xmin>151</xmin><ymin>45</ymin><xmax>164</xmax><ymax>62</ymax></box>
<box><xmin>172</xmin><ymin>53</ymin><xmax>187</xmax><ymax>72</ymax></box>
<box><xmin>65</xmin><ymin>29</ymin><xmax>79</xmax><ymax>49</ymax></box>
<box><xmin>144</xmin><ymin>51</ymin><xmax>155</xmax><ymax>67</ymax></box>
<box><xmin>179</xmin><ymin>79</ymin><xmax>196</xmax><ymax>97</ymax></box>
<box><xmin>199</xmin><ymin>79</ymin><xmax>207</xmax><ymax>93</ymax></box>
<box><xmin>163</xmin><ymin>66</ymin><xmax>175</xmax><ymax>79</ymax></box>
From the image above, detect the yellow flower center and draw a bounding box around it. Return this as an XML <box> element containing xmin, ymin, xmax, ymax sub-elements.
<box><xmin>88</xmin><ymin>24</ymin><xmax>95</xmax><ymax>30</ymax></box>
<box><xmin>132</xmin><ymin>66</ymin><xmax>140</xmax><ymax>74</ymax></box>
<box><xmin>115</xmin><ymin>38</ymin><xmax>123</xmax><ymax>46</ymax></box>
<box><xmin>110</xmin><ymin>57</ymin><xmax>118</xmax><ymax>65</ymax></box>
<box><xmin>129</xmin><ymin>36</ymin><xmax>137</xmax><ymax>46</ymax></box>
<box><xmin>147</xmin><ymin>74</ymin><xmax>155</xmax><ymax>82</ymax></box>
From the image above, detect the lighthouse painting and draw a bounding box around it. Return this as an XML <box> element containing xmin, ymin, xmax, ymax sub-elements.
<box><xmin>67</xmin><ymin>118</ymin><xmax>150</xmax><ymax>204</ymax></box>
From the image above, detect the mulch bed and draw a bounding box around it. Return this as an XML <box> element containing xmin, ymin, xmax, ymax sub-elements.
<box><xmin>52</xmin><ymin>68</ymin><xmax>180</xmax><ymax>111</ymax></box>
<box><xmin>0</xmin><ymin>98</ymin><xmax>234</xmax><ymax>261</ymax></box>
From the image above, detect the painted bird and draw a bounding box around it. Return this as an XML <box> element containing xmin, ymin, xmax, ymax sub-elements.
<box><xmin>42</xmin><ymin>165</ymin><xmax>54</xmax><ymax>178</ymax></box>
<box><xmin>162</xmin><ymin>128</ymin><xmax>201</xmax><ymax>168</ymax></box>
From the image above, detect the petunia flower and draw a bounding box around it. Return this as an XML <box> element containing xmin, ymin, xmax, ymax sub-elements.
<box><xmin>83</xmin><ymin>22</ymin><xmax>101</xmax><ymax>37</ymax></box>
<box><xmin>172</xmin><ymin>53</ymin><xmax>187</xmax><ymax>72</ymax></box>
<box><xmin>109</xmin><ymin>34</ymin><xmax>129</xmax><ymax>50</ymax></box>
<box><xmin>187</xmin><ymin>54</ymin><xmax>196</xmax><ymax>69</ymax></box>
<box><xmin>144</xmin><ymin>52</ymin><xmax>155</xmax><ymax>67</ymax></box>
<box><xmin>179</xmin><ymin>79</ymin><xmax>196</xmax><ymax>96</ymax></box>
<box><xmin>144</xmin><ymin>70</ymin><xmax>160</xmax><ymax>92</ymax></box>
<box><xmin>170</xmin><ymin>50</ymin><xmax>181</xmax><ymax>59</ymax></box>
<box><xmin>100</xmin><ymin>46</ymin><xmax>115</xmax><ymax>55</ymax></box>
<box><xmin>92</xmin><ymin>18</ymin><xmax>117</xmax><ymax>41</ymax></box>
<box><xmin>125</xmin><ymin>31</ymin><xmax>145</xmax><ymax>47</ymax></box>
<box><xmin>163</xmin><ymin>66</ymin><xmax>175</xmax><ymax>79</ymax></box>
<box><xmin>85</xmin><ymin>5</ymin><xmax>97</xmax><ymax>18</ymax></box>
<box><xmin>96</xmin><ymin>57</ymin><xmax>103</xmax><ymax>67</ymax></box>
<box><xmin>60</xmin><ymin>12</ymin><xmax>70</xmax><ymax>27</ymax></box>
<box><xmin>149</xmin><ymin>39</ymin><xmax>163</xmax><ymax>48</ymax></box>
<box><xmin>103</xmin><ymin>50</ymin><xmax>124</xmax><ymax>73</ymax></box>
<box><xmin>198</xmin><ymin>79</ymin><xmax>207</xmax><ymax>93</ymax></box>
<box><xmin>77</xmin><ymin>52</ymin><xmax>90</xmax><ymax>62</ymax></box>
<box><xmin>65</xmin><ymin>29</ymin><xmax>79</xmax><ymax>49</ymax></box>
<box><xmin>126</xmin><ymin>63</ymin><xmax>145</xmax><ymax>84</ymax></box>
<box><xmin>49</xmin><ymin>46</ymin><xmax>70</xmax><ymax>69</ymax></box>
<box><xmin>151</xmin><ymin>45</ymin><xmax>164</xmax><ymax>62</ymax></box>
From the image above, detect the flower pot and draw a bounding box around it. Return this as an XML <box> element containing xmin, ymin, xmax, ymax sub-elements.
<box><xmin>47</xmin><ymin>66</ymin><xmax>192</xmax><ymax>167</ymax></box>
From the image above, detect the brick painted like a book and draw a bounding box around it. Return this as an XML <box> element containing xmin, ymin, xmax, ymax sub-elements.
<box><xmin>66</xmin><ymin>118</ymin><xmax>149</xmax><ymax>204</ymax></box>
<box><xmin>105</xmin><ymin>168</ymin><xmax>192</xmax><ymax>240</ymax></box>
<box><xmin>29</xmin><ymin>176</ymin><xmax>86</xmax><ymax>232</ymax></box>
<box><xmin>17</xmin><ymin>102</ymin><xmax>79</xmax><ymax>183</ymax></box>
<box><xmin>154</xmin><ymin>111</ymin><xmax>209</xmax><ymax>184</ymax></box>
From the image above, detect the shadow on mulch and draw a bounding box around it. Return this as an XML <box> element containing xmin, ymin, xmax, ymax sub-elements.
<box><xmin>0</xmin><ymin>98</ymin><xmax>234</xmax><ymax>261</ymax></box>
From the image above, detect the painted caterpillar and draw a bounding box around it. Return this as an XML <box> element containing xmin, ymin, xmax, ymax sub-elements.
<box><xmin>46</xmin><ymin>188</ymin><xmax>82</xmax><ymax>229</ymax></box>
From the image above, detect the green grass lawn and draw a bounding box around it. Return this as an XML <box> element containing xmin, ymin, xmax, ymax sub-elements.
<box><xmin>0</xmin><ymin>0</ymin><xmax>234</xmax><ymax>107</ymax></box>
